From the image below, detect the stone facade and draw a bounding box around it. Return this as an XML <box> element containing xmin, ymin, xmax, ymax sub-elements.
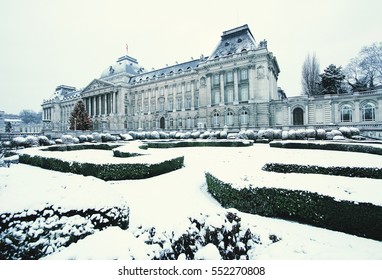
<box><xmin>41</xmin><ymin>24</ymin><xmax>382</xmax><ymax>138</ymax></box>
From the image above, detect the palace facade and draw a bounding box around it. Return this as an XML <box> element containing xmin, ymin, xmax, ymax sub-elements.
<box><xmin>41</xmin><ymin>25</ymin><xmax>382</xmax><ymax>138</ymax></box>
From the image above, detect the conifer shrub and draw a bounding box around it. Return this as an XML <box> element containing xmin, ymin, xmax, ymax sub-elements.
<box><xmin>316</xmin><ymin>129</ymin><xmax>326</xmax><ymax>140</ymax></box>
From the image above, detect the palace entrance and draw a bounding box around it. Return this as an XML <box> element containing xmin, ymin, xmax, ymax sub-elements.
<box><xmin>293</xmin><ymin>107</ymin><xmax>304</xmax><ymax>125</ymax></box>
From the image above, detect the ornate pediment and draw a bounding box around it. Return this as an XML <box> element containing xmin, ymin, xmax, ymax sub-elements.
<box><xmin>82</xmin><ymin>79</ymin><xmax>115</xmax><ymax>93</ymax></box>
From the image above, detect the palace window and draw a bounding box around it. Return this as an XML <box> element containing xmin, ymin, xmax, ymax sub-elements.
<box><xmin>177</xmin><ymin>97</ymin><xmax>182</xmax><ymax>111</ymax></box>
<box><xmin>213</xmin><ymin>112</ymin><xmax>220</xmax><ymax>126</ymax></box>
<box><xmin>214</xmin><ymin>74</ymin><xmax>220</xmax><ymax>85</ymax></box>
<box><xmin>226</xmin><ymin>111</ymin><xmax>234</xmax><ymax>126</ymax></box>
<box><xmin>227</xmin><ymin>88</ymin><xmax>234</xmax><ymax>103</ymax></box>
<box><xmin>159</xmin><ymin>99</ymin><xmax>165</xmax><ymax>112</ymax></box>
<box><xmin>226</xmin><ymin>71</ymin><xmax>233</xmax><ymax>83</ymax></box>
<box><xmin>185</xmin><ymin>96</ymin><xmax>192</xmax><ymax>110</ymax></box>
<box><xmin>240</xmin><ymin>86</ymin><xmax>248</xmax><ymax>102</ymax></box>
<box><xmin>340</xmin><ymin>105</ymin><xmax>353</xmax><ymax>122</ymax></box>
<box><xmin>240</xmin><ymin>110</ymin><xmax>248</xmax><ymax>124</ymax></box>
<box><xmin>168</xmin><ymin>98</ymin><xmax>174</xmax><ymax>111</ymax></box>
<box><xmin>362</xmin><ymin>103</ymin><xmax>376</xmax><ymax>121</ymax></box>
<box><xmin>151</xmin><ymin>100</ymin><xmax>156</xmax><ymax>112</ymax></box>
<box><xmin>186</xmin><ymin>83</ymin><xmax>191</xmax><ymax>92</ymax></box>
<box><xmin>169</xmin><ymin>118</ymin><xmax>174</xmax><ymax>128</ymax></box>
<box><xmin>144</xmin><ymin>101</ymin><xmax>149</xmax><ymax>113</ymax></box>
<box><xmin>186</xmin><ymin>117</ymin><xmax>192</xmax><ymax>129</ymax></box>
<box><xmin>194</xmin><ymin>95</ymin><xmax>199</xmax><ymax>108</ymax></box>
<box><xmin>214</xmin><ymin>90</ymin><xmax>220</xmax><ymax>105</ymax></box>
<box><xmin>240</xmin><ymin>69</ymin><xmax>248</xmax><ymax>80</ymax></box>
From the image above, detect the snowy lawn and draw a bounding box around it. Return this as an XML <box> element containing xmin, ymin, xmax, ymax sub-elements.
<box><xmin>1</xmin><ymin>142</ymin><xmax>382</xmax><ymax>259</ymax></box>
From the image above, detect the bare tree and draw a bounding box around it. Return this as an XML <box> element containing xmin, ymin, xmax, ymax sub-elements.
<box><xmin>345</xmin><ymin>42</ymin><xmax>382</xmax><ymax>91</ymax></box>
<box><xmin>301</xmin><ymin>53</ymin><xmax>321</xmax><ymax>96</ymax></box>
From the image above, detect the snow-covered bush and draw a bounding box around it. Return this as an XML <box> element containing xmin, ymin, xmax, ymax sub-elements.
<box><xmin>339</xmin><ymin>127</ymin><xmax>351</xmax><ymax>138</ymax></box>
<box><xmin>92</xmin><ymin>132</ymin><xmax>101</xmax><ymax>142</ymax></box>
<box><xmin>169</xmin><ymin>131</ymin><xmax>177</xmax><ymax>139</ymax></box>
<box><xmin>159</xmin><ymin>131</ymin><xmax>169</xmax><ymax>139</ymax></box>
<box><xmin>201</xmin><ymin>131</ymin><xmax>210</xmax><ymax>139</ymax></box>
<box><xmin>316</xmin><ymin>129</ymin><xmax>326</xmax><ymax>140</ymax></box>
<box><xmin>331</xmin><ymin>130</ymin><xmax>343</xmax><ymax>137</ymax></box>
<box><xmin>127</xmin><ymin>212</ymin><xmax>279</xmax><ymax>260</ymax></box>
<box><xmin>12</xmin><ymin>137</ymin><xmax>27</xmax><ymax>147</ymax></box>
<box><xmin>245</xmin><ymin>130</ymin><xmax>256</xmax><ymax>140</ymax></box>
<box><xmin>191</xmin><ymin>131</ymin><xmax>201</xmax><ymax>139</ymax></box>
<box><xmin>86</xmin><ymin>134</ymin><xmax>94</xmax><ymax>142</ymax></box>
<box><xmin>183</xmin><ymin>132</ymin><xmax>191</xmax><ymax>139</ymax></box>
<box><xmin>281</xmin><ymin>131</ymin><xmax>289</xmax><ymax>140</ymax></box>
<box><xmin>78</xmin><ymin>135</ymin><xmax>88</xmax><ymax>143</ymax></box>
<box><xmin>0</xmin><ymin>204</ymin><xmax>129</xmax><ymax>259</ymax></box>
<box><xmin>73</xmin><ymin>137</ymin><xmax>80</xmax><ymax>144</ymax></box>
<box><xmin>38</xmin><ymin>136</ymin><xmax>51</xmax><ymax>146</ymax></box>
<box><xmin>237</xmin><ymin>131</ymin><xmax>248</xmax><ymax>140</ymax></box>
<box><xmin>288</xmin><ymin>129</ymin><xmax>296</xmax><ymax>140</ymax></box>
<box><xmin>127</xmin><ymin>131</ymin><xmax>137</xmax><ymax>140</ymax></box>
<box><xmin>25</xmin><ymin>136</ymin><xmax>39</xmax><ymax>147</ymax></box>
<box><xmin>61</xmin><ymin>135</ymin><xmax>74</xmax><ymax>144</ymax></box>
<box><xmin>150</xmin><ymin>131</ymin><xmax>160</xmax><ymax>140</ymax></box>
<box><xmin>227</xmin><ymin>133</ymin><xmax>237</xmax><ymax>139</ymax></box>
<box><xmin>119</xmin><ymin>134</ymin><xmax>133</xmax><ymax>141</ymax></box>
<box><xmin>219</xmin><ymin>131</ymin><xmax>227</xmax><ymax>139</ymax></box>
<box><xmin>295</xmin><ymin>129</ymin><xmax>306</xmax><ymax>140</ymax></box>
<box><xmin>325</xmin><ymin>131</ymin><xmax>335</xmax><ymax>140</ymax></box>
<box><xmin>349</xmin><ymin>127</ymin><xmax>360</xmax><ymax>136</ymax></box>
<box><xmin>55</xmin><ymin>139</ymin><xmax>63</xmax><ymax>144</ymax></box>
<box><xmin>273</xmin><ymin>129</ymin><xmax>282</xmax><ymax>140</ymax></box>
<box><xmin>305</xmin><ymin>129</ymin><xmax>316</xmax><ymax>139</ymax></box>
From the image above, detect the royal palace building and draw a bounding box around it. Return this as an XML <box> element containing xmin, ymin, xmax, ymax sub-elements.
<box><xmin>41</xmin><ymin>25</ymin><xmax>382</xmax><ymax>138</ymax></box>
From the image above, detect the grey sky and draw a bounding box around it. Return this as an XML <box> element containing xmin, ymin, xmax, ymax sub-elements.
<box><xmin>1</xmin><ymin>0</ymin><xmax>381</xmax><ymax>114</ymax></box>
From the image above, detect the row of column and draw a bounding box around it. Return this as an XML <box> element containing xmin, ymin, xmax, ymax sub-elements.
<box><xmin>135</xmin><ymin>82</ymin><xmax>197</xmax><ymax>114</ymax></box>
<box><xmin>205</xmin><ymin>67</ymin><xmax>255</xmax><ymax>106</ymax></box>
<box><xmin>84</xmin><ymin>91</ymin><xmax>118</xmax><ymax>117</ymax></box>
<box><xmin>43</xmin><ymin>107</ymin><xmax>52</xmax><ymax>120</ymax></box>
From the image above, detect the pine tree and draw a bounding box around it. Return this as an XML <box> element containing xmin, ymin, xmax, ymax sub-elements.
<box><xmin>69</xmin><ymin>100</ymin><xmax>92</xmax><ymax>130</ymax></box>
<box><xmin>319</xmin><ymin>64</ymin><xmax>346</xmax><ymax>94</ymax></box>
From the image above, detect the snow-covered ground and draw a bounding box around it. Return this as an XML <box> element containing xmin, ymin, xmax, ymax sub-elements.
<box><xmin>1</xmin><ymin>142</ymin><xmax>382</xmax><ymax>259</ymax></box>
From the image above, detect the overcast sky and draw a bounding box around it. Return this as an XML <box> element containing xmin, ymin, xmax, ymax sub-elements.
<box><xmin>1</xmin><ymin>0</ymin><xmax>381</xmax><ymax>114</ymax></box>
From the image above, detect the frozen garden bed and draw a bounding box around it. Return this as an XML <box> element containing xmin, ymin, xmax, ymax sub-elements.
<box><xmin>18</xmin><ymin>142</ymin><xmax>184</xmax><ymax>180</ymax></box>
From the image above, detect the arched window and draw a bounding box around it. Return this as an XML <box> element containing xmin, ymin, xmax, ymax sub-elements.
<box><xmin>293</xmin><ymin>107</ymin><xmax>304</xmax><ymax>125</ymax></box>
<box><xmin>340</xmin><ymin>105</ymin><xmax>352</xmax><ymax>122</ymax></box>
<box><xmin>213</xmin><ymin>112</ymin><xmax>220</xmax><ymax>126</ymax></box>
<box><xmin>226</xmin><ymin>111</ymin><xmax>234</xmax><ymax>126</ymax></box>
<box><xmin>362</xmin><ymin>103</ymin><xmax>376</xmax><ymax>121</ymax></box>
<box><xmin>240</xmin><ymin>110</ymin><xmax>248</xmax><ymax>124</ymax></box>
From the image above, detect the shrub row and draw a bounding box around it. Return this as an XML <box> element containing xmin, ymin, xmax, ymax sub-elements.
<box><xmin>262</xmin><ymin>163</ymin><xmax>382</xmax><ymax>179</ymax></box>
<box><xmin>42</xmin><ymin>143</ymin><xmax>121</xmax><ymax>152</ymax></box>
<box><xmin>270</xmin><ymin>141</ymin><xmax>382</xmax><ymax>156</ymax></box>
<box><xmin>0</xmin><ymin>204</ymin><xmax>129</xmax><ymax>259</ymax></box>
<box><xmin>19</xmin><ymin>153</ymin><xmax>184</xmax><ymax>181</ymax></box>
<box><xmin>205</xmin><ymin>172</ymin><xmax>382</xmax><ymax>241</ymax></box>
<box><xmin>143</xmin><ymin>140</ymin><xmax>253</xmax><ymax>149</ymax></box>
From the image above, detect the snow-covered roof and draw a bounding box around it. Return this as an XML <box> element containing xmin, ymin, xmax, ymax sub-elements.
<box><xmin>100</xmin><ymin>55</ymin><xmax>144</xmax><ymax>79</ymax></box>
<box><xmin>208</xmin><ymin>24</ymin><xmax>257</xmax><ymax>60</ymax></box>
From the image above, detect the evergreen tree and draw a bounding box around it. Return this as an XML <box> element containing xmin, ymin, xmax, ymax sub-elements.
<box><xmin>5</xmin><ymin>122</ymin><xmax>12</xmax><ymax>133</ymax></box>
<box><xmin>319</xmin><ymin>64</ymin><xmax>346</xmax><ymax>94</ymax></box>
<box><xmin>69</xmin><ymin>100</ymin><xmax>92</xmax><ymax>130</ymax></box>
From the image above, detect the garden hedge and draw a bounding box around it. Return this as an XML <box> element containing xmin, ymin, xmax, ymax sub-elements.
<box><xmin>262</xmin><ymin>163</ymin><xmax>382</xmax><ymax>179</ymax></box>
<box><xmin>0</xmin><ymin>204</ymin><xmax>129</xmax><ymax>259</ymax></box>
<box><xmin>143</xmin><ymin>140</ymin><xmax>253</xmax><ymax>149</ymax></box>
<box><xmin>270</xmin><ymin>141</ymin><xmax>382</xmax><ymax>155</ymax></box>
<box><xmin>19</xmin><ymin>153</ymin><xmax>184</xmax><ymax>180</ymax></box>
<box><xmin>205</xmin><ymin>172</ymin><xmax>382</xmax><ymax>241</ymax></box>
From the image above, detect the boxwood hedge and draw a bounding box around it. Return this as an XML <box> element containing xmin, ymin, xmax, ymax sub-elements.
<box><xmin>205</xmin><ymin>172</ymin><xmax>382</xmax><ymax>241</ymax></box>
<box><xmin>19</xmin><ymin>153</ymin><xmax>184</xmax><ymax>181</ymax></box>
<box><xmin>143</xmin><ymin>140</ymin><xmax>253</xmax><ymax>149</ymax></box>
<box><xmin>262</xmin><ymin>163</ymin><xmax>382</xmax><ymax>179</ymax></box>
<box><xmin>270</xmin><ymin>141</ymin><xmax>382</xmax><ymax>156</ymax></box>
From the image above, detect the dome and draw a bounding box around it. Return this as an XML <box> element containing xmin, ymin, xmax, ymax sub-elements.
<box><xmin>100</xmin><ymin>55</ymin><xmax>144</xmax><ymax>79</ymax></box>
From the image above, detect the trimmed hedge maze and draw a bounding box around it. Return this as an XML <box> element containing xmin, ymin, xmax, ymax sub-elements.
<box><xmin>205</xmin><ymin>172</ymin><xmax>382</xmax><ymax>241</ymax></box>
<box><xmin>0</xmin><ymin>204</ymin><xmax>129</xmax><ymax>259</ymax></box>
<box><xmin>262</xmin><ymin>163</ymin><xmax>382</xmax><ymax>179</ymax></box>
<box><xmin>270</xmin><ymin>140</ymin><xmax>382</xmax><ymax>155</ymax></box>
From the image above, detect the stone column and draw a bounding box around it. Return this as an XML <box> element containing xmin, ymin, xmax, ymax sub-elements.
<box><xmin>98</xmin><ymin>95</ymin><xmax>102</xmax><ymax>116</ymax></box>
<box><xmin>305</xmin><ymin>104</ymin><xmax>309</xmax><ymax>125</ymax></box>
<box><xmin>93</xmin><ymin>97</ymin><xmax>96</xmax><ymax>117</ymax></box>
<box><xmin>114</xmin><ymin>91</ymin><xmax>118</xmax><ymax>114</ymax></box>
<box><xmin>181</xmin><ymin>83</ymin><xmax>185</xmax><ymax>111</ymax></box>
<box><xmin>191</xmin><ymin>80</ymin><xmax>195</xmax><ymax>110</ymax></box>
<box><xmin>233</xmin><ymin>68</ymin><xmax>239</xmax><ymax>105</ymax></box>
<box><xmin>248</xmin><ymin>66</ymin><xmax>255</xmax><ymax>103</ymax></box>
<box><xmin>220</xmin><ymin>72</ymin><xmax>225</xmax><ymax>105</ymax></box>
<box><xmin>354</xmin><ymin>101</ymin><xmax>360</xmax><ymax>123</ymax></box>
<box><xmin>206</xmin><ymin>75</ymin><xmax>212</xmax><ymax>107</ymax></box>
